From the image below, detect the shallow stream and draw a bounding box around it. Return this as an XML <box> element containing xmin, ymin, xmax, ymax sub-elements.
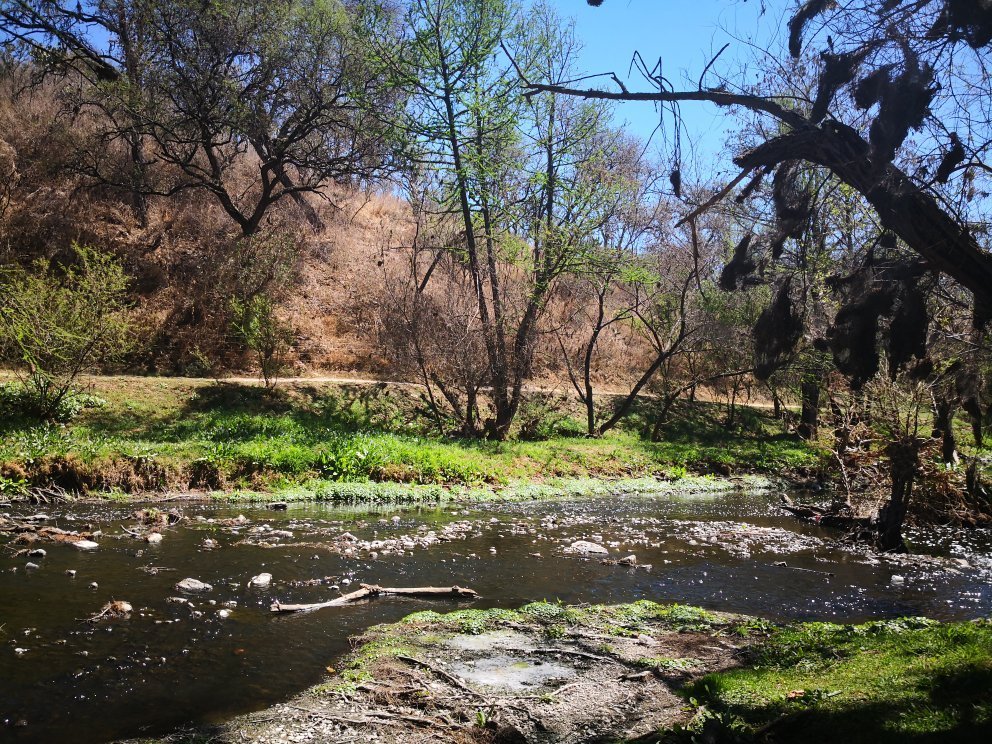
<box><xmin>2</xmin><ymin>488</ymin><xmax>991</xmax><ymax>743</ymax></box>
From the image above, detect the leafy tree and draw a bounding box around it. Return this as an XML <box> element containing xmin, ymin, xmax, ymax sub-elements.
<box><xmin>0</xmin><ymin>244</ymin><xmax>135</xmax><ymax>419</ymax></box>
<box><xmin>382</xmin><ymin>0</ymin><xmax>632</xmax><ymax>439</ymax></box>
<box><xmin>1</xmin><ymin>0</ymin><xmax>399</xmax><ymax>234</ymax></box>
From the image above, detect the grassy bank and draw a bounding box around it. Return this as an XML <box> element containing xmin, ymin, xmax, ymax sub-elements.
<box><xmin>679</xmin><ymin>616</ymin><xmax>992</xmax><ymax>743</ymax></box>
<box><xmin>0</xmin><ymin>375</ymin><xmax>821</xmax><ymax>500</ymax></box>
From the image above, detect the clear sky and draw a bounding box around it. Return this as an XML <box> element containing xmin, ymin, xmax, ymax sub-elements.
<box><xmin>544</xmin><ymin>0</ymin><xmax>786</xmax><ymax>169</ymax></box>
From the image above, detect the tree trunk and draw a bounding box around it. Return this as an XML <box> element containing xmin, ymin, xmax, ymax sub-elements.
<box><xmin>875</xmin><ymin>439</ymin><xmax>921</xmax><ymax>552</ymax></box>
<box><xmin>798</xmin><ymin>369</ymin><xmax>822</xmax><ymax>440</ymax></box>
<box><xmin>933</xmin><ymin>398</ymin><xmax>957</xmax><ymax>465</ymax></box>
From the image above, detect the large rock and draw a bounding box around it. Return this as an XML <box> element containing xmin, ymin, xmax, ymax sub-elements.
<box><xmin>175</xmin><ymin>578</ymin><xmax>213</xmax><ymax>593</ymax></box>
<box><xmin>73</xmin><ymin>540</ymin><xmax>100</xmax><ymax>551</ymax></box>
<box><xmin>567</xmin><ymin>540</ymin><xmax>609</xmax><ymax>555</ymax></box>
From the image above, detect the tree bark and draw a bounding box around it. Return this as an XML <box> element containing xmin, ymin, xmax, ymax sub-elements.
<box><xmin>798</xmin><ymin>367</ymin><xmax>822</xmax><ymax>440</ymax></box>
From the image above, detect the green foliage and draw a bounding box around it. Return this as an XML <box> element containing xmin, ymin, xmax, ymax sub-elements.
<box><xmin>516</xmin><ymin>397</ymin><xmax>585</xmax><ymax>440</ymax></box>
<box><xmin>676</xmin><ymin>619</ymin><xmax>992</xmax><ymax>743</ymax></box>
<box><xmin>229</xmin><ymin>295</ymin><xmax>294</xmax><ymax>389</ymax></box>
<box><xmin>0</xmin><ymin>245</ymin><xmax>134</xmax><ymax>420</ymax></box>
<box><xmin>0</xmin><ymin>383</ymin><xmax>106</xmax><ymax>425</ymax></box>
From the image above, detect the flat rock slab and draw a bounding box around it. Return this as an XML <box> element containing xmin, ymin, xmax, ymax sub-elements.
<box><xmin>444</xmin><ymin>630</ymin><xmax>535</xmax><ymax>652</ymax></box>
<box><xmin>449</xmin><ymin>654</ymin><xmax>575</xmax><ymax>691</ymax></box>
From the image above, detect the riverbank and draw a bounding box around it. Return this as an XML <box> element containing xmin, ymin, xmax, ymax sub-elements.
<box><xmin>0</xmin><ymin>375</ymin><xmax>821</xmax><ymax>501</ymax></box>
<box><xmin>134</xmin><ymin>601</ymin><xmax>992</xmax><ymax>744</ymax></box>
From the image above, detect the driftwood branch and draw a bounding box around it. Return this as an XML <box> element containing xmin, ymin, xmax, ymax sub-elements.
<box><xmin>270</xmin><ymin>584</ymin><xmax>479</xmax><ymax>613</ymax></box>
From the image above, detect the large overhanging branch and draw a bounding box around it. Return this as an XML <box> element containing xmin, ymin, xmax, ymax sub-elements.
<box><xmin>524</xmin><ymin>82</ymin><xmax>809</xmax><ymax>130</ymax></box>
<box><xmin>526</xmin><ymin>81</ymin><xmax>992</xmax><ymax>324</ymax></box>
<box><xmin>735</xmin><ymin>123</ymin><xmax>992</xmax><ymax>322</ymax></box>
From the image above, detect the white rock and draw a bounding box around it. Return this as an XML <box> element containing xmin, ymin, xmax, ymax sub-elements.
<box><xmin>27</xmin><ymin>548</ymin><xmax>46</xmax><ymax>558</ymax></box>
<box><xmin>217</xmin><ymin>609</ymin><xmax>232</xmax><ymax>619</ymax></box>
<box><xmin>74</xmin><ymin>540</ymin><xmax>100</xmax><ymax>551</ymax></box>
<box><xmin>567</xmin><ymin>540</ymin><xmax>609</xmax><ymax>555</ymax></box>
<box><xmin>25</xmin><ymin>562</ymin><xmax>40</xmax><ymax>570</ymax></box>
<box><xmin>176</xmin><ymin>578</ymin><xmax>213</xmax><ymax>593</ymax></box>
<box><xmin>890</xmin><ymin>575</ymin><xmax>905</xmax><ymax>586</ymax></box>
<box><xmin>250</xmin><ymin>573</ymin><xmax>273</xmax><ymax>588</ymax></box>
<box><xmin>145</xmin><ymin>533</ymin><xmax>163</xmax><ymax>544</ymax></box>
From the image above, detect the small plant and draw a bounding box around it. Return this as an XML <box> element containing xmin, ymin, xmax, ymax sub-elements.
<box><xmin>229</xmin><ymin>294</ymin><xmax>294</xmax><ymax>390</ymax></box>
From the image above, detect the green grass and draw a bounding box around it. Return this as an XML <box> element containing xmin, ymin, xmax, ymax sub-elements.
<box><xmin>672</xmin><ymin>617</ymin><xmax>992</xmax><ymax>743</ymax></box>
<box><xmin>0</xmin><ymin>375</ymin><xmax>822</xmax><ymax>497</ymax></box>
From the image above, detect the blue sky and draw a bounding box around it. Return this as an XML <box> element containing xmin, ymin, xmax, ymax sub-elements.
<box><xmin>545</xmin><ymin>0</ymin><xmax>785</xmax><ymax>167</ymax></box>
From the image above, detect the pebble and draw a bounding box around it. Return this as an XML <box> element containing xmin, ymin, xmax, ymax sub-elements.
<box><xmin>175</xmin><ymin>578</ymin><xmax>213</xmax><ymax>593</ymax></box>
<box><xmin>567</xmin><ymin>540</ymin><xmax>609</xmax><ymax>555</ymax></box>
<box><xmin>65</xmin><ymin>570</ymin><xmax>76</xmax><ymax>577</ymax></box>
<box><xmin>88</xmin><ymin>582</ymin><xmax>98</xmax><ymax>590</ymax></box>
<box><xmin>217</xmin><ymin>609</ymin><xmax>232</xmax><ymax>619</ymax></box>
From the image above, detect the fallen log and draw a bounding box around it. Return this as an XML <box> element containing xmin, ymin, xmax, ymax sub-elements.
<box><xmin>270</xmin><ymin>584</ymin><xmax>479</xmax><ymax>613</ymax></box>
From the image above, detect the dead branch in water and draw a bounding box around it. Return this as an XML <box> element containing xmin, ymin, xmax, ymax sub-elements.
<box><xmin>270</xmin><ymin>584</ymin><xmax>479</xmax><ymax>613</ymax></box>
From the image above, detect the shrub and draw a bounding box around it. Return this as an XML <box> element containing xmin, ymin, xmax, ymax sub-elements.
<box><xmin>0</xmin><ymin>244</ymin><xmax>134</xmax><ymax>420</ymax></box>
<box><xmin>0</xmin><ymin>383</ymin><xmax>106</xmax><ymax>424</ymax></box>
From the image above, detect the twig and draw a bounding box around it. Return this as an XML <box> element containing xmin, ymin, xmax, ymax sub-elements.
<box><xmin>529</xmin><ymin>647</ymin><xmax>611</xmax><ymax>663</ymax></box>
<box><xmin>674</xmin><ymin>168</ymin><xmax>754</xmax><ymax>228</ymax></box>
<box><xmin>395</xmin><ymin>655</ymin><xmax>489</xmax><ymax>701</ymax></box>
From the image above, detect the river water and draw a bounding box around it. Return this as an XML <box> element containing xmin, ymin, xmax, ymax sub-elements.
<box><xmin>1</xmin><ymin>488</ymin><xmax>990</xmax><ymax>743</ymax></box>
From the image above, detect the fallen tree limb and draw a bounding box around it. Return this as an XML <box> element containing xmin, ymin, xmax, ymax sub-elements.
<box><xmin>270</xmin><ymin>584</ymin><xmax>479</xmax><ymax>613</ymax></box>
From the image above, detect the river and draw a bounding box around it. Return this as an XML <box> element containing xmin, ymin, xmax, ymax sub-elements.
<box><xmin>2</xmin><ymin>488</ymin><xmax>990</xmax><ymax>743</ymax></box>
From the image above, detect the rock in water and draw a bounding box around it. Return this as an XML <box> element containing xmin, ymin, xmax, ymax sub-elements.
<box><xmin>567</xmin><ymin>540</ymin><xmax>609</xmax><ymax>555</ymax></box>
<box><xmin>27</xmin><ymin>548</ymin><xmax>46</xmax><ymax>558</ymax></box>
<box><xmin>619</xmin><ymin>554</ymin><xmax>638</xmax><ymax>566</ymax></box>
<box><xmin>176</xmin><ymin>578</ymin><xmax>213</xmax><ymax>593</ymax></box>
<box><xmin>146</xmin><ymin>533</ymin><xmax>164</xmax><ymax>544</ymax></box>
<box><xmin>249</xmin><ymin>573</ymin><xmax>272</xmax><ymax>588</ymax></box>
<box><xmin>74</xmin><ymin>540</ymin><xmax>100</xmax><ymax>551</ymax></box>
<box><xmin>267</xmin><ymin>502</ymin><xmax>288</xmax><ymax>510</ymax></box>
